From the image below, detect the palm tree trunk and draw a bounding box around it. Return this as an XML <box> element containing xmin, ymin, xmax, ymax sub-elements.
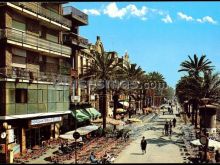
<box><xmin>113</xmin><ymin>93</ymin><xmax>118</xmax><ymax>130</ymax></box>
<box><xmin>191</xmin><ymin>100</ymin><xmax>195</xmax><ymax>125</ymax></box>
<box><xmin>102</xmin><ymin>80</ymin><xmax>107</xmax><ymax>134</ymax></box>
<box><xmin>194</xmin><ymin>99</ymin><xmax>198</xmax><ymax>128</ymax></box>
<box><xmin>128</xmin><ymin>94</ymin><xmax>132</xmax><ymax>118</ymax></box>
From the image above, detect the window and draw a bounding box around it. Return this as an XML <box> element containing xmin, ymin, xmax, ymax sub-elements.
<box><xmin>56</xmin><ymin>90</ymin><xmax>63</xmax><ymax>102</ymax></box>
<box><xmin>46</xmin><ymin>33</ymin><xmax>58</xmax><ymax>43</ymax></box>
<box><xmin>12</xmin><ymin>55</ymin><xmax>26</xmax><ymax>65</ymax></box>
<box><xmin>16</xmin><ymin>89</ymin><xmax>27</xmax><ymax>103</ymax></box>
<box><xmin>12</xmin><ymin>48</ymin><xmax>27</xmax><ymax>67</ymax></box>
<box><xmin>12</xmin><ymin>19</ymin><xmax>26</xmax><ymax>32</ymax></box>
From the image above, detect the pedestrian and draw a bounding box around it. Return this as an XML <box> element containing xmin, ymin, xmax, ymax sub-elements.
<box><xmin>90</xmin><ymin>152</ymin><xmax>100</xmax><ymax>164</ymax></box>
<box><xmin>140</xmin><ymin>136</ymin><xmax>147</xmax><ymax>154</ymax></box>
<box><xmin>172</xmin><ymin>118</ymin><xmax>177</xmax><ymax>128</ymax></box>
<box><xmin>164</xmin><ymin>122</ymin><xmax>169</xmax><ymax>136</ymax></box>
<box><xmin>168</xmin><ymin>107</ymin><xmax>171</xmax><ymax>114</ymax></box>
<box><xmin>171</xmin><ymin>107</ymin><xmax>173</xmax><ymax>114</ymax></box>
<box><xmin>169</xmin><ymin>120</ymin><xmax>172</xmax><ymax>136</ymax></box>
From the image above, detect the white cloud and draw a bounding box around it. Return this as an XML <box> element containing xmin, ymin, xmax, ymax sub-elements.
<box><xmin>177</xmin><ymin>12</ymin><xmax>194</xmax><ymax>21</ymax></box>
<box><xmin>103</xmin><ymin>2</ymin><xmax>148</xmax><ymax>20</ymax></box>
<box><xmin>150</xmin><ymin>8</ymin><xmax>167</xmax><ymax>16</ymax></box>
<box><xmin>126</xmin><ymin>4</ymin><xmax>148</xmax><ymax>17</ymax></box>
<box><xmin>103</xmin><ymin>2</ymin><xmax>127</xmax><ymax>19</ymax></box>
<box><xmin>82</xmin><ymin>9</ymin><xmax>100</xmax><ymax>16</ymax></box>
<box><xmin>196</xmin><ymin>16</ymin><xmax>217</xmax><ymax>24</ymax></box>
<box><xmin>161</xmin><ymin>15</ymin><xmax>173</xmax><ymax>23</ymax></box>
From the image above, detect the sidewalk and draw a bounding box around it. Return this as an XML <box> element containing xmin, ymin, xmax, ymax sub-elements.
<box><xmin>114</xmin><ymin>105</ymin><xmax>187</xmax><ymax>163</ymax></box>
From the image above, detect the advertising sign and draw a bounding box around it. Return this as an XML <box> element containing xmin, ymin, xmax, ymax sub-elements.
<box><xmin>30</xmin><ymin>117</ymin><xmax>62</xmax><ymax>126</ymax></box>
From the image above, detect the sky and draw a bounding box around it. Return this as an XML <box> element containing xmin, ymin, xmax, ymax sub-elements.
<box><xmin>64</xmin><ymin>2</ymin><xmax>220</xmax><ymax>89</ymax></box>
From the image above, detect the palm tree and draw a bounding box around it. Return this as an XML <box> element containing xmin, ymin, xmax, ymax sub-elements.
<box><xmin>176</xmin><ymin>71</ymin><xmax>220</xmax><ymax>128</ymax></box>
<box><xmin>82</xmin><ymin>50</ymin><xmax>121</xmax><ymax>132</ymax></box>
<box><xmin>119</xmin><ymin>62</ymin><xmax>145</xmax><ymax>118</ymax></box>
<box><xmin>178</xmin><ymin>54</ymin><xmax>214</xmax><ymax>78</ymax></box>
<box><xmin>176</xmin><ymin>76</ymin><xmax>202</xmax><ymax>123</ymax></box>
<box><xmin>147</xmin><ymin>72</ymin><xmax>165</xmax><ymax>107</ymax></box>
<box><xmin>178</xmin><ymin>54</ymin><xmax>214</xmax><ymax>127</ymax></box>
<box><xmin>201</xmin><ymin>72</ymin><xmax>220</xmax><ymax>101</ymax></box>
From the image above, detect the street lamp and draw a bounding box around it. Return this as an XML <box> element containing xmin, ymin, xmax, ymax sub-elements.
<box><xmin>200</xmin><ymin>97</ymin><xmax>211</xmax><ymax>162</ymax></box>
<box><xmin>72</xmin><ymin>97</ymin><xmax>80</xmax><ymax>164</ymax></box>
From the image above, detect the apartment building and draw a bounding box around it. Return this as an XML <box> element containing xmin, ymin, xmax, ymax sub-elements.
<box><xmin>60</xmin><ymin>6</ymin><xmax>100</xmax><ymax>131</ymax></box>
<box><xmin>0</xmin><ymin>2</ymin><xmax>72</xmax><ymax>162</ymax></box>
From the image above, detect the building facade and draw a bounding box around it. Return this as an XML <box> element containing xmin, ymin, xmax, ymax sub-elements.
<box><xmin>0</xmin><ymin>2</ymin><xmax>72</xmax><ymax>162</ymax></box>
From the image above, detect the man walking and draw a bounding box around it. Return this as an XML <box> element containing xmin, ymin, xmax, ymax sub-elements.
<box><xmin>140</xmin><ymin>136</ymin><xmax>147</xmax><ymax>154</ymax></box>
<box><xmin>172</xmin><ymin>118</ymin><xmax>177</xmax><ymax>128</ymax></box>
<box><xmin>164</xmin><ymin>122</ymin><xmax>169</xmax><ymax>136</ymax></box>
<box><xmin>169</xmin><ymin>120</ymin><xmax>172</xmax><ymax>136</ymax></box>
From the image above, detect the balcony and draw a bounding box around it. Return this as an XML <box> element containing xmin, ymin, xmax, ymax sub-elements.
<box><xmin>2</xmin><ymin>2</ymin><xmax>72</xmax><ymax>30</ymax></box>
<box><xmin>63</xmin><ymin>32</ymin><xmax>89</xmax><ymax>49</ymax></box>
<box><xmin>0</xmin><ymin>28</ymin><xmax>72</xmax><ymax>58</ymax></box>
<box><xmin>63</xmin><ymin>6</ymin><xmax>88</xmax><ymax>26</ymax></box>
<box><xmin>0</xmin><ymin>67</ymin><xmax>71</xmax><ymax>84</ymax></box>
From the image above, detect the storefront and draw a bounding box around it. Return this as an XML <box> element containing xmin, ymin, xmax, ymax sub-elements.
<box><xmin>26</xmin><ymin>116</ymin><xmax>63</xmax><ymax>148</ymax></box>
<box><xmin>1</xmin><ymin>115</ymin><xmax>64</xmax><ymax>158</ymax></box>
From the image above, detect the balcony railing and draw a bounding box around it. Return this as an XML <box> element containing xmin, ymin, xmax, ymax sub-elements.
<box><xmin>0</xmin><ymin>28</ymin><xmax>71</xmax><ymax>57</ymax></box>
<box><xmin>9</xmin><ymin>2</ymin><xmax>72</xmax><ymax>28</ymax></box>
<box><xmin>0</xmin><ymin>67</ymin><xmax>71</xmax><ymax>84</ymax></box>
<box><xmin>63</xmin><ymin>33</ymin><xmax>89</xmax><ymax>48</ymax></box>
<box><xmin>63</xmin><ymin>6</ymin><xmax>88</xmax><ymax>25</ymax></box>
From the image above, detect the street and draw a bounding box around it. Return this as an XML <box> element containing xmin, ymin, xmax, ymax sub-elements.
<box><xmin>114</xmin><ymin>106</ymin><xmax>187</xmax><ymax>163</ymax></box>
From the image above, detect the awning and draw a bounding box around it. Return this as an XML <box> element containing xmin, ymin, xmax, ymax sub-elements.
<box><xmin>60</xmin><ymin>125</ymin><xmax>99</xmax><ymax>136</ymax></box>
<box><xmin>59</xmin><ymin>134</ymin><xmax>83</xmax><ymax>142</ymax></box>
<box><xmin>85</xmin><ymin>107</ymin><xmax>101</xmax><ymax>119</ymax></box>
<box><xmin>119</xmin><ymin>101</ymin><xmax>129</xmax><ymax>107</ymax></box>
<box><xmin>71</xmin><ymin>109</ymin><xmax>90</xmax><ymax>122</ymax></box>
<box><xmin>190</xmin><ymin>139</ymin><xmax>220</xmax><ymax>150</ymax></box>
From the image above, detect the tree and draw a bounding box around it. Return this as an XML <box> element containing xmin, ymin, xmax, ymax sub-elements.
<box><xmin>178</xmin><ymin>54</ymin><xmax>214</xmax><ymax>78</ymax></box>
<box><xmin>178</xmin><ymin>54</ymin><xmax>214</xmax><ymax>127</ymax></box>
<box><xmin>147</xmin><ymin>72</ymin><xmax>165</xmax><ymax>107</ymax></box>
<box><xmin>119</xmin><ymin>62</ymin><xmax>145</xmax><ymax>117</ymax></box>
<box><xmin>83</xmin><ymin>49</ymin><xmax>121</xmax><ymax>133</ymax></box>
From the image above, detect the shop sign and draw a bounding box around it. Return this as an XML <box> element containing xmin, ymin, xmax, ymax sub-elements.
<box><xmin>8</xmin><ymin>129</ymin><xmax>15</xmax><ymax>144</ymax></box>
<box><xmin>30</xmin><ymin>117</ymin><xmax>62</xmax><ymax>126</ymax></box>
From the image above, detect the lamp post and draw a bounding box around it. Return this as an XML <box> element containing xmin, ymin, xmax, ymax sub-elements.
<box><xmin>200</xmin><ymin>97</ymin><xmax>211</xmax><ymax>162</ymax></box>
<box><xmin>1</xmin><ymin>122</ymin><xmax>8</xmax><ymax>164</ymax></box>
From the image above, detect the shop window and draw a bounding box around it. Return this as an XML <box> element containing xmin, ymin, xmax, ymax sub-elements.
<box><xmin>16</xmin><ymin>89</ymin><xmax>27</xmax><ymax>103</ymax></box>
